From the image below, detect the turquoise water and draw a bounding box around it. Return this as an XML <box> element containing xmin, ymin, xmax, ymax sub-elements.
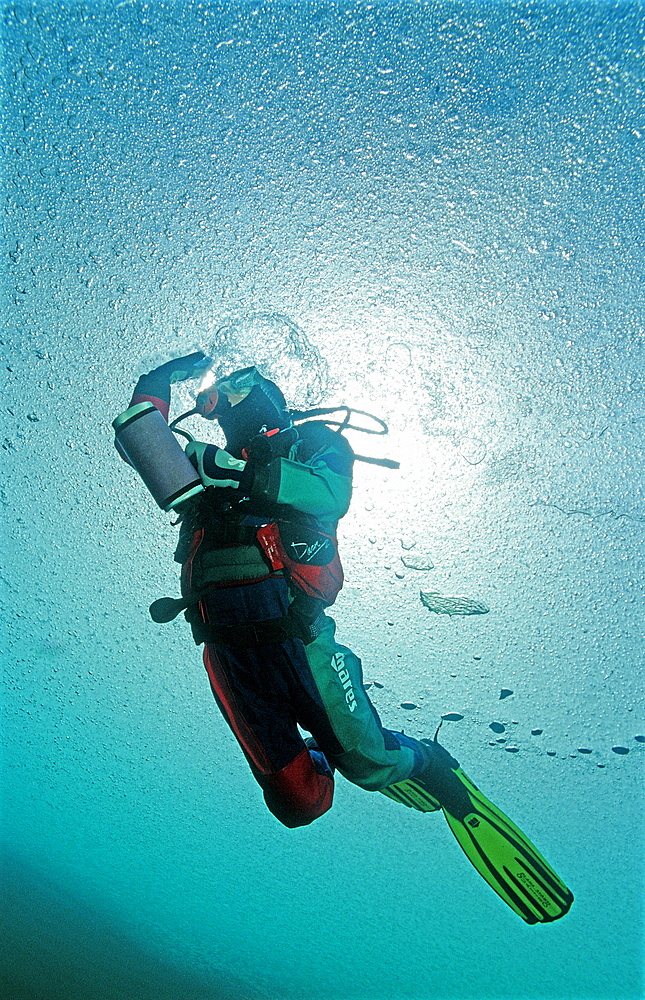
<box><xmin>2</xmin><ymin>2</ymin><xmax>644</xmax><ymax>998</ymax></box>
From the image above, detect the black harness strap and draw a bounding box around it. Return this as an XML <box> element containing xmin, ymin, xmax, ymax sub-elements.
<box><xmin>190</xmin><ymin>605</ymin><xmax>323</xmax><ymax>648</ymax></box>
<box><xmin>188</xmin><ymin>589</ymin><xmax>325</xmax><ymax>648</ymax></box>
<box><xmin>192</xmin><ymin>615</ymin><xmax>297</xmax><ymax>648</ymax></box>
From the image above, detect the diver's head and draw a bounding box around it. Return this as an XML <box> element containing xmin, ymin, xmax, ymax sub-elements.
<box><xmin>196</xmin><ymin>366</ymin><xmax>291</xmax><ymax>456</ymax></box>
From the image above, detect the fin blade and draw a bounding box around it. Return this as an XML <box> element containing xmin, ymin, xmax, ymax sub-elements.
<box><xmin>443</xmin><ymin>769</ymin><xmax>574</xmax><ymax>923</ymax></box>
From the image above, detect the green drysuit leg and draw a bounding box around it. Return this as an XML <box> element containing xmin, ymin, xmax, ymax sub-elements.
<box><xmin>303</xmin><ymin>614</ymin><xmax>416</xmax><ymax>790</ymax></box>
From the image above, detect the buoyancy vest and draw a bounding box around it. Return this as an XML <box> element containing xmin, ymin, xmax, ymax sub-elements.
<box><xmin>157</xmin><ymin>420</ymin><xmax>351</xmax><ymax>647</ymax></box>
<box><xmin>180</xmin><ymin>516</ymin><xmax>344</xmax><ymax>605</ymax></box>
<box><xmin>174</xmin><ymin>515</ymin><xmax>343</xmax><ymax>648</ymax></box>
<box><xmin>256</xmin><ymin>521</ymin><xmax>343</xmax><ymax>603</ymax></box>
<box><xmin>179</xmin><ymin>420</ymin><xmax>349</xmax><ymax>606</ymax></box>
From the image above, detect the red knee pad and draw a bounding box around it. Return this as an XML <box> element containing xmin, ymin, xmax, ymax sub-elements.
<box><xmin>262</xmin><ymin>748</ymin><xmax>334</xmax><ymax>828</ymax></box>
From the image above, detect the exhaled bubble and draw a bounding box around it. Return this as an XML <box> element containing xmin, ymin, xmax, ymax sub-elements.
<box><xmin>208</xmin><ymin>312</ymin><xmax>329</xmax><ymax>407</ymax></box>
<box><xmin>458</xmin><ymin>436</ymin><xmax>487</xmax><ymax>466</ymax></box>
<box><xmin>384</xmin><ymin>341</ymin><xmax>412</xmax><ymax>373</ymax></box>
<box><xmin>401</xmin><ymin>548</ymin><xmax>434</xmax><ymax>571</ymax></box>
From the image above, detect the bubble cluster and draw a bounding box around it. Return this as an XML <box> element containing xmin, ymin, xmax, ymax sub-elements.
<box><xmin>208</xmin><ymin>313</ymin><xmax>328</xmax><ymax>408</ymax></box>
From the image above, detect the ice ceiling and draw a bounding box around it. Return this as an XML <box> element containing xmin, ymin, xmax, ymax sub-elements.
<box><xmin>2</xmin><ymin>3</ymin><xmax>644</xmax><ymax>999</ymax></box>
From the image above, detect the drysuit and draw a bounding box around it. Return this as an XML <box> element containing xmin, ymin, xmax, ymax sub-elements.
<box><xmin>127</xmin><ymin>357</ymin><xmax>425</xmax><ymax>828</ymax></box>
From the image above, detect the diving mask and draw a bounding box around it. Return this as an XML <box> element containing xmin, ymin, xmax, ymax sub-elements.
<box><xmin>195</xmin><ymin>366</ymin><xmax>260</xmax><ymax>419</ymax></box>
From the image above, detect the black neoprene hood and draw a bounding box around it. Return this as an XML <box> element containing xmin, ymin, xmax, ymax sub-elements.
<box><xmin>216</xmin><ymin>372</ymin><xmax>291</xmax><ymax>456</ymax></box>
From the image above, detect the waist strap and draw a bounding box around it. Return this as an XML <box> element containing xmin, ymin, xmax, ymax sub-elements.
<box><xmin>191</xmin><ymin>605</ymin><xmax>324</xmax><ymax>648</ymax></box>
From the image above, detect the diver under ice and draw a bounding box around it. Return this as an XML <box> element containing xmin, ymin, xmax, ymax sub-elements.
<box><xmin>114</xmin><ymin>351</ymin><xmax>573</xmax><ymax>925</ymax></box>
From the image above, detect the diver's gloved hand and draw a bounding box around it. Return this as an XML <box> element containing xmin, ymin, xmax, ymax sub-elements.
<box><xmin>130</xmin><ymin>351</ymin><xmax>212</xmax><ymax>418</ymax></box>
<box><xmin>185</xmin><ymin>439</ymin><xmax>252</xmax><ymax>491</ymax></box>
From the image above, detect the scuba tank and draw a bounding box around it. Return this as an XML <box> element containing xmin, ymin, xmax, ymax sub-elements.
<box><xmin>113</xmin><ymin>401</ymin><xmax>205</xmax><ymax>511</ymax></box>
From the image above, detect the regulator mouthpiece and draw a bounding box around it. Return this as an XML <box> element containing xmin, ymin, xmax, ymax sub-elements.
<box><xmin>195</xmin><ymin>385</ymin><xmax>221</xmax><ymax>419</ymax></box>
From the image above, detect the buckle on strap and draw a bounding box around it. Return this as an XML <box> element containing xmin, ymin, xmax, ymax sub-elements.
<box><xmin>192</xmin><ymin>605</ymin><xmax>323</xmax><ymax>648</ymax></box>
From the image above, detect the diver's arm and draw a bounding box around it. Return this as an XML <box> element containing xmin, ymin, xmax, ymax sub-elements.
<box><xmin>182</xmin><ymin>438</ymin><xmax>352</xmax><ymax>519</ymax></box>
<box><xmin>128</xmin><ymin>352</ymin><xmax>210</xmax><ymax>421</ymax></box>
<box><xmin>250</xmin><ymin>457</ymin><xmax>351</xmax><ymax>520</ymax></box>
<box><xmin>248</xmin><ymin>428</ymin><xmax>354</xmax><ymax>521</ymax></box>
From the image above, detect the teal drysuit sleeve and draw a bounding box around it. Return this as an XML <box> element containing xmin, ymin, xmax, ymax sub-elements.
<box><xmin>250</xmin><ymin>428</ymin><xmax>354</xmax><ymax>522</ymax></box>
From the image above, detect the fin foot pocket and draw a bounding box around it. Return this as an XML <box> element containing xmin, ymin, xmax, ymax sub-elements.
<box><xmin>380</xmin><ymin>779</ymin><xmax>441</xmax><ymax>813</ymax></box>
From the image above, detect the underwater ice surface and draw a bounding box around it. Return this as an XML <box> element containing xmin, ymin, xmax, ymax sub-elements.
<box><xmin>2</xmin><ymin>1</ymin><xmax>644</xmax><ymax>998</ymax></box>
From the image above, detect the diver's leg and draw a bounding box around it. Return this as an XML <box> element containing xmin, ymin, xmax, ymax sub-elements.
<box><xmin>198</xmin><ymin>574</ymin><xmax>338</xmax><ymax>828</ymax></box>
<box><xmin>301</xmin><ymin>614</ymin><xmax>422</xmax><ymax>790</ymax></box>
<box><xmin>299</xmin><ymin>613</ymin><xmax>472</xmax><ymax>811</ymax></box>
<box><xmin>203</xmin><ymin>641</ymin><xmax>334</xmax><ymax>827</ymax></box>
<box><xmin>299</xmin><ymin>619</ymin><xmax>574</xmax><ymax>922</ymax></box>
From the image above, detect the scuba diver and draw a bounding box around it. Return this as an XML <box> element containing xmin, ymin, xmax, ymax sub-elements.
<box><xmin>114</xmin><ymin>350</ymin><xmax>573</xmax><ymax>925</ymax></box>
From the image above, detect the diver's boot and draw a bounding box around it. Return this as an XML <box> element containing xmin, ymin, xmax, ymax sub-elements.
<box><xmin>379</xmin><ymin>737</ymin><xmax>471</xmax><ymax>814</ymax></box>
<box><xmin>304</xmin><ymin>736</ymin><xmax>335</xmax><ymax>780</ymax></box>
<box><xmin>414</xmin><ymin>738</ymin><xmax>475</xmax><ymax>816</ymax></box>
<box><xmin>378</xmin><ymin>737</ymin><xmax>457</xmax><ymax>813</ymax></box>
<box><xmin>381</xmin><ymin>738</ymin><xmax>574</xmax><ymax>924</ymax></box>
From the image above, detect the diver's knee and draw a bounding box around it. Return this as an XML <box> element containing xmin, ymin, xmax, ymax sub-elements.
<box><xmin>263</xmin><ymin>781</ymin><xmax>333</xmax><ymax>827</ymax></box>
<box><xmin>266</xmin><ymin>796</ymin><xmax>331</xmax><ymax>828</ymax></box>
<box><xmin>261</xmin><ymin>748</ymin><xmax>334</xmax><ymax>828</ymax></box>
